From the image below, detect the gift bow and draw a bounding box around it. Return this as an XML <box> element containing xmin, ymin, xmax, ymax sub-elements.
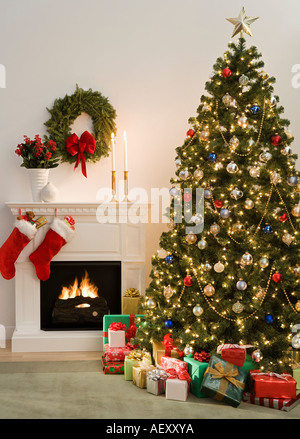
<box><xmin>205</xmin><ymin>361</ymin><xmax>245</xmax><ymax>401</ymax></box>
<box><xmin>165</xmin><ymin>368</ymin><xmax>192</xmax><ymax>384</ymax></box>
<box><xmin>127</xmin><ymin>350</ymin><xmax>150</xmax><ymax>362</ymax></box>
<box><xmin>124</xmin><ymin>288</ymin><xmax>140</xmax><ymax>297</ymax></box>
<box><xmin>109</xmin><ymin>322</ymin><xmax>127</xmax><ymax>331</ymax></box>
<box><xmin>194</xmin><ymin>351</ymin><xmax>210</xmax><ymax>363</ymax></box>
<box><xmin>66</xmin><ymin>131</ymin><xmax>96</xmax><ymax>178</ymax></box>
<box><xmin>217</xmin><ymin>343</ymin><xmax>253</xmax><ymax>353</ymax></box>
<box><xmin>162</xmin><ymin>333</ymin><xmax>184</xmax><ymax>358</ymax></box>
<box><xmin>147</xmin><ymin>369</ymin><xmax>168</xmax><ymax>381</ymax></box>
<box><xmin>125</xmin><ymin>324</ymin><xmax>137</xmax><ymax>342</ymax></box>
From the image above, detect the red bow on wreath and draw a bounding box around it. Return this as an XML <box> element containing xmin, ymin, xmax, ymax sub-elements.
<box><xmin>66</xmin><ymin>131</ymin><xmax>96</xmax><ymax>178</ymax></box>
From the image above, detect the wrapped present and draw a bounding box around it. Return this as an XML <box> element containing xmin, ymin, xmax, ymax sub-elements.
<box><xmin>217</xmin><ymin>343</ymin><xmax>253</xmax><ymax>367</ymax></box>
<box><xmin>124</xmin><ymin>350</ymin><xmax>152</xmax><ymax>381</ymax></box>
<box><xmin>108</xmin><ymin>322</ymin><xmax>126</xmax><ymax>348</ymax></box>
<box><xmin>147</xmin><ymin>369</ymin><xmax>169</xmax><ymax>395</ymax></box>
<box><xmin>292</xmin><ymin>368</ymin><xmax>300</xmax><ymax>389</ymax></box>
<box><xmin>122</xmin><ymin>289</ymin><xmax>141</xmax><ymax>315</ymax></box>
<box><xmin>101</xmin><ymin>356</ymin><xmax>124</xmax><ymax>375</ymax></box>
<box><xmin>161</xmin><ymin>355</ymin><xmax>188</xmax><ymax>374</ymax></box>
<box><xmin>249</xmin><ymin>370</ymin><xmax>297</xmax><ymax>399</ymax></box>
<box><xmin>104</xmin><ymin>344</ymin><xmax>132</xmax><ymax>362</ymax></box>
<box><xmin>200</xmin><ymin>355</ymin><xmax>249</xmax><ymax>408</ymax></box>
<box><xmin>152</xmin><ymin>333</ymin><xmax>184</xmax><ymax>366</ymax></box>
<box><xmin>132</xmin><ymin>364</ymin><xmax>156</xmax><ymax>388</ymax></box>
<box><xmin>184</xmin><ymin>354</ymin><xmax>209</xmax><ymax>398</ymax></box>
<box><xmin>243</xmin><ymin>391</ymin><xmax>300</xmax><ymax>412</ymax></box>
<box><xmin>165</xmin><ymin>368</ymin><xmax>192</xmax><ymax>402</ymax></box>
<box><xmin>103</xmin><ymin>314</ymin><xmax>144</xmax><ymax>350</ymax></box>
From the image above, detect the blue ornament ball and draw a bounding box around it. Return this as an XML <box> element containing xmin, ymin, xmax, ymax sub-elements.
<box><xmin>250</xmin><ymin>105</ymin><xmax>260</xmax><ymax>115</ymax></box>
<box><xmin>208</xmin><ymin>153</ymin><xmax>217</xmax><ymax>162</ymax></box>
<box><xmin>165</xmin><ymin>319</ymin><xmax>174</xmax><ymax>329</ymax></box>
<box><xmin>287</xmin><ymin>176</ymin><xmax>298</xmax><ymax>187</ymax></box>
<box><xmin>265</xmin><ymin>313</ymin><xmax>274</xmax><ymax>324</ymax></box>
<box><xmin>263</xmin><ymin>224</ymin><xmax>273</xmax><ymax>234</ymax></box>
<box><xmin>165</xmin><ymin>255</ymin><xmax>174</xmax><ymax>264</ymax></box>
<box><xmin>220</xmin><ymin>208</ymin><xmax>231</xmax><ymax>218</ymax></box>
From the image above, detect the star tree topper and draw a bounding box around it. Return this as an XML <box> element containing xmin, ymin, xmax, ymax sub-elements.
<box><xmin>226</xmin><ymin>7</ymin><xmax>259</xmax><ymax>38</ymax></box>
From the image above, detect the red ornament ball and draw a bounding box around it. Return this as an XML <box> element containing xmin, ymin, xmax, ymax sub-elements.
<box><xmin>186</xmin><ymin>129</ymin><xmax>195</xmax><ymax>138</ymax></box>
<box><xmin>222</xmin><ymin>68</ymin><xmax>231</xmax><ymax>78</ymax></box>
<box><xmin>214</xmin><ymin>199</ymin><xmax>223</xmax><ymax>208</ymax></box>
<box><xmin>184</xmin><ymin>275</ymin><xmax>193</xmax><ymax>287</ymax></box>
<box><xmin>279</xmin><ymin>213</ymin><xmax>288</xmax><ymax>222</ymax></box>
<box><xmin>272</xmin><ymin>272</ymin><xmax>283</xmax><ymax>283</ymax></box>
<box><xmin>183</xmin><ymin>193</ymin><xmax>192</xmax><ymax>202</ymax></box>
<box><xmin>271</xmin><ymin>134</ymin><xmax>283</xmax><ymax>146</ymax></box>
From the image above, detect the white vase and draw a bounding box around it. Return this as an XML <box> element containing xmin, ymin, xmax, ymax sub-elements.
<box><xmin>28</xmin><ymin>169</ymin><xmax>50</xmax><ymax>202</ymax></box>
<box><xmin>40</xmin><ymin>181</ymin><xmax>59</xmax><ymax>202</ymax></box>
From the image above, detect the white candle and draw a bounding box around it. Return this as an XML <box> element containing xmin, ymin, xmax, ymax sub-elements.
<box><xmin>123</xmin><ymin>131</ymin><xmax>128</xmax><ymax>172</ymax></box>
<box><xmin>111</xmin><ymin>133</ymin><xmax>115</xmax><ymax>171</ymax></box>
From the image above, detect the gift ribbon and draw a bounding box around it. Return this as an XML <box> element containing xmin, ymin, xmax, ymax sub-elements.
<box><xmin>250</xmin><ymin>372</ymin><xmax>291</xmax><ymax>382</ymax></box>
<box><xmin>162</xmin><ymin>333</ymin><xmax>184</xmax><ymax>358</ymax></box>
<box><xmin>66</xmin><ymin>131</ymin><xmax>96</xmax><ymax>178</ymax></box>
<box><xmin>147</xmin><ymin>369</ymin><xmax>169</xmax><ymax>381</ymax></box>
<box><xmin>108</xmin><ymin>322</ymin><xmax>127</xmax><ymax>331</ymax></box>
<box><xmin>205</xmin><ymin>361</ymin><xmax>245</xmax><ymax>401</ymax></box>
<box><xmin>127</xmin><ymin>350</ymin><xmax>150</xmax><ymax>362</ymax></box>
<box><xmin>217</xmin><ymin>343</ymin><xmax>253</xmax><ymax>353</ymax></box>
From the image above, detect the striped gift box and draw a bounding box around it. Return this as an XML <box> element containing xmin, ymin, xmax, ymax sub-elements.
<box><xmin>242</xmin><ymin>392</ymin><xmax>300</xmax><ymax>412</ymax></box>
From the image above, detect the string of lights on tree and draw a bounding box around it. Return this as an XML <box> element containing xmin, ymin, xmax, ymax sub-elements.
<box><xmin>135</xmin><ymin>8</ymin><xmax>300</xmax><ymax>372</ymax></box>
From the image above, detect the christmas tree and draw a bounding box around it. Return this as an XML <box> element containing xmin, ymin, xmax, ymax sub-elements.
<box><xmin>135</xmin><ymin>8</ymin><xmax>300</xmax><ymax>373</ymax></box>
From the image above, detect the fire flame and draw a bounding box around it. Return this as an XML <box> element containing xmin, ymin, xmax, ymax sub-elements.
<box><xmin>59</xmin><ymin>271</ymin><xmax>99</xmax><ymax>302</ymax></box>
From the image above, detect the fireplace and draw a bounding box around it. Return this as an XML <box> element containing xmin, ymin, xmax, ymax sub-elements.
<box><xmin>7</xmin><ymin>201</ymin><xmax>147</xmax><ymax>352</ymax></box>
<box><xmin>41</xmin><ymin>261</ymin><xmax>121</xmax><ymax>331</ymax></box>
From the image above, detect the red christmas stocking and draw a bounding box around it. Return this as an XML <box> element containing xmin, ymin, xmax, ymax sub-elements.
<box><xmin>29</xmin><ymin>216</ymin><xmax>75</xmax><ymax>281</ymax></box>
<box><xmin>0</xmin><ymin>219</ymin><xmax>37</xmax><ymax>280</ymax></box>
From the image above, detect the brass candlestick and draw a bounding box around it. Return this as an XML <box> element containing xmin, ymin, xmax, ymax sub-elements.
<box><xmin>124</xmin><ymin>170</ymin><xmax>129</xmax><ymax>202</ymax></box>
<box><xmin>111</xmin><ymin>170</ymin><xmax>117</xmax><ymax>202</ymax></box>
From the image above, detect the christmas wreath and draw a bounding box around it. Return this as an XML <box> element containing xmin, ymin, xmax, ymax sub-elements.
<box><xmin>44</xmin><ymin>85</ymin><xmax>116</xmax><ymax>177</ymax></box>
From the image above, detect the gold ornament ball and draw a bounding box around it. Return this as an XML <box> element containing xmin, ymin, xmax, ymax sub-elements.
<box><xmin>259</xmin><ymin>257</ymin><xmax>269</xmax><ymax>268</ymax></box>
<box><xmin>194</xmin><ymin>168</ymin><xmax>204</xmax><ymax>180</ymax></box>
<box><xmin>282</xmin><ymin>233</ymin><xmax>294</xmax><ymax>246</ymax></box>
<box><xmin>214</xmin><ymin>261</ymin><xmax>225</xmax><ymax>273</ymax></box>
<box><xmin>245</xmin><ymin>198</ymin><xmax>254</xmax><ymax>209</ymax></box>
<box><xmin>186</xmin><ymin>232</ymin><xmax>197</xmax><ymax>244</ymax></box>
<box><xmin>146</xmin><ymin>298</ymin><xmax>156</xmax><ymax>309</ymax></box>
<box><xmin>249</xmin><ymin>167</ymin><xmax>260</xmax><ymax>178</ymax></box>
<box><xmin>164</xmin><ymin>285</ymin><xmax>175</xmax><ymax>299</ymax></box>
<box><xmin>203</xmin><ymin>284</ymin><xmax>215</xmax><ymax>297</ymax></box>
<box><xmin>158</xmin><ymin>248</ymin><xmax>168</xmax><ymax>258</ymax></box>
<box><xmin>232</xmin><ymin>301</ymin><xmax>244</xmax><ymax>314</ymax></box>
<box><xmin>291</xmin><ymin>204</ymin><xmax>300</xmax><ymax>217</ymax></box>
<box><xmin>197</xmin><ymin>239</ymin><xmax>207</xmax><ymax>250</ymax></box>
<box><xmin>241</xmin><ymin>252</ymin><xmax>253</xmax><ymax>265</ymax></box>
<box><xmin>295</xmin><ymin>301</ymin><xmax>300</xmax><ymax>312</ymax></box>
<box><xmin>193</xmin><ymin>304</ymin><xmax>204</xmax><ymax>316</ymax></box>
<box><xmin>199</xmin><ymin>130</ymin><xmax>209</xmax><ymax>141</ymax></box>
<box><xmin>229</xmin><ymin>136</ymin><xmax>240</xmax><ymax>149</ymax></box>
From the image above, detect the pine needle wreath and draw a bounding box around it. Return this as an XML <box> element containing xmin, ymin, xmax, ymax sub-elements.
<box><xmin>44</xmin><ymin>85</ymin><xmax>117</xmax><ymax>166</ymax></box>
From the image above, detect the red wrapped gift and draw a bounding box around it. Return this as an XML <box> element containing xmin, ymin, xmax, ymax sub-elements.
<box><xmin>250</xmin><ymin>370</ymin><xmax>297</xmax><ymax>399</ymax></box>
<box><xmin>104</xmin><ymin>343</ymin><xmax>132</xmax><ymax>362</ymax></box>
<box><xmin>243</xmin><ymin>392</ymin><xmax>300</xmax><ymax>412</ymax></box>
<box><xmin>217</xmin><ymin>343</ymin><xmax>253</xmax><ymax>367</ymax></box>
<box><xmin>101</xmin><ymin>356</ymin><xmax>124</xmax><ymax>375</ymax></box>
<box><xmin>161</xmin><ymin>356</ymin><xmax>188</xmax><ymax>374</ymax></box>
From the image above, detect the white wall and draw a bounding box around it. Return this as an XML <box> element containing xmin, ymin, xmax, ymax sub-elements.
<box><xmin>0</xmin><ymin>0</ymin><xmax>299</xmax><ymax>338</ymax></box>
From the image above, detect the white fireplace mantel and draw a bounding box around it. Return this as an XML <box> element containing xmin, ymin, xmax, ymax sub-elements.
<box><xmin>6</xmin><ymin>202</ymin><xmax>147</xmax><ymax>352</ymax></box>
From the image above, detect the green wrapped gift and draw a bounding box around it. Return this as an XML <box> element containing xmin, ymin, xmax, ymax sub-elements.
<box><xmin>124</xmin><ymin>350</ymin><xmax>152</xmax><ymax>381</ymax></box>
<box><xmin>184</xmin><ymin>355</ymin><xmax>209</xmax><ymax>398</ymax></box>
<box><xmin>200</xmin><ymin>355</ymin><xmax>249</xmax><ymax>407</ymax></box>
<box><xmin>102</xmin><ymin>314</ymin><xmax>144</xmax><ymax>350</ymax></box>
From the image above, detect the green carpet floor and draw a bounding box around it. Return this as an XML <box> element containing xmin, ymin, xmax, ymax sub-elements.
<box><xmin>0</xmin><ymin>360</ymin><xmax>299</xmax><ymax>419</ymax></box>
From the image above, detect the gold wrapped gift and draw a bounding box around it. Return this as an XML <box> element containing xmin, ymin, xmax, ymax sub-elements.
<box><xmin>132</xmin><ymin>365</ymin><xmax>156</xmax><ymax>388</ymax></box>
<box><xmin>152</xmin><ymin>340</ymin><xmax>180</xmax><ymax>366</ymax></box>
<box><xmin>122</xmin><ymin>289</ymin><xmax>141</xmax><ymax>315</ymax></box>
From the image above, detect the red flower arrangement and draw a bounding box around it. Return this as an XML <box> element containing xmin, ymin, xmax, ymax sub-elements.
<box><xmin>15</xmin><ymin>135</ymin><xmax>59</xmax><ymax>169</ymax></box>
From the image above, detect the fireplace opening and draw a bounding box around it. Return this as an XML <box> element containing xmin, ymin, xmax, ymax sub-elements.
<box><xmin>40</xmin><ymin>261</ymin><xmax>121</xmax><ymax>331</ymax></box>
